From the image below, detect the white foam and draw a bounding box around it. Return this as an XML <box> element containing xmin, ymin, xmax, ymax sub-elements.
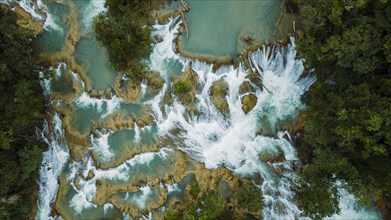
<box><xmin>67</xmin><ymin>148</ymin><xmax>172</xmax><ymax>214</ymax></box>
<box><xmin>74</xmin><ymin>92</ymin><xmax>122</xmax><ymax>118</ymax></box>
<box><xmin>132</xmin><ymin>185</ymin><xmax>153</xmax><ymax>209</ymax></box>
<box><xmin>91</xmin><ymin>129</ymin><xmax>114</xmax><ymax>162</ymax></box>
<box><xmin>1</xmin><ymin>0</ymin><xmax>46</xmax><ymax>20</ymax></box>
<box><xmin>81</xmin><ymin>0</ymin><xmax>106</xmax><ymax>31</ymax></box>
<box><xmin>36</xmin><ymin>113</ymin><xmax>70</xmax><ymax>220</ymax></box>
<box><xmin>103</xmin><ymin>203</ymin><xmax>113</xmax><ymax>216</ymax></box>
<box><xmin>39</xmin><ymin>62</ymin><xmax>67</xmax><ymax>97</ymax></box>
<box><xmin>149</xmin><ymin>17</ymin><xmax>184</xmax><ymax>79</ymax></box>
<box><xmin>324</xmin><ymin>181</ymin><xmax>380</xmax><ymax>220</ymax></box>
<box><xmin>166</xmin><ymin>180</ymin><xmax>180</xmax><ymax>194</ymax></box>
<box><xmin>39</xmin><ymin>71</ymin><xmax>52</xmax><ymax>97</ymax></box>
<box><xmin>36</xmin><ymin>0</ymin><xmax>63</xmax><ymax>32</ymax></box>
<box><xmin>141</xmin><ymin>80</ymin><xmax>148</xmax><ymax>97</ymax></box>
<box><xmin>134</xmin><ymin>123</ymin><xmax>141</xmax><ymax>142</ymax></box>
<box><xmin>150</xmin><ymin>37</ymin><xmax>316</xmax><ymax>218</ymax></box>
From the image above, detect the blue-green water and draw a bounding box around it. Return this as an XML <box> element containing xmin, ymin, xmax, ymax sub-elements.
<box><xmin>73</xmin><ymin>34</ymin><xmax>116</xmax><ymax>91</ymax></box>
<box><xmin>181</xmin><ymin>0</ymin><xmax>283</xmax><ymax>57</ymax></box>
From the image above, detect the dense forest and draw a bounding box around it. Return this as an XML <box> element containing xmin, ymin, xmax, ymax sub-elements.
<box><xmin>291</xmin><ymin>0</ymin><xmax>391</xmax><ymax>219</ymax></box>
<box><xmin>94</xmin><ymin>0</ymin><xmax>152</xmax><ymax>81</ymax></box>
<box><xmin>0</xmin><ymin>8</ymin><xmax>46</xmax><ymax>219</ymax></box>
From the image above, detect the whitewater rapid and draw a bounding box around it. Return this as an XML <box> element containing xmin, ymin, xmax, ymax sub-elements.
<box><xmin>147</xmin><ymin>17</ymin><xmax>314</xmax><ymax>218</ymax></box>
<box><xmin>36</xmin><ymin>113</ymin><xmax>70</xmax><ymax>220</ymax></box>
<box><xmin>28</xmin><ymin>1</ymin><xmax>382</xmax><ymax>218</ymax></box>
<box><xmin>146</xmin><ymin>17</ymin><xmax>381</xmax><ymax>219</ymax></box>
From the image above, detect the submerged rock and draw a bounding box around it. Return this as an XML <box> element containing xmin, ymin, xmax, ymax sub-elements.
<box><xmin>259</xmin><ymin>150</ymin><xmax>285</xmax><ymax>163</ymax></box>
<box><xmin>218</xmin><ymin>180</ymin><xmax>233</xmax><ymax>200</ymax></box>
<box><xmin>241</xmin><ymin>93</ymin><xmax>257</xmax><ymax>114</ymax></box>
<box><xmin>210</xmin><ymin>79</ymin><xmax>229</xmax><ymax>116</ymax></box>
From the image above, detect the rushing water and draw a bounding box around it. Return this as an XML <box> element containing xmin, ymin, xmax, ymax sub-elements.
<box><xmin>2</xmin><ymin>0</ymin><xmax>382</xmax><ymax>219</ymax></box>
<box><xmin>36</xmin><ymin>113</ymin><xmax>70</xmax><ymax>220</ymax></box>
<box><xmin>150</xmin><ymin>17</ymin><xmax>314</xmax><ymax>217</ymax></box>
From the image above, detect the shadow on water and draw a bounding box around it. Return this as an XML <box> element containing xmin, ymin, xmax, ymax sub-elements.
<box><xmin>73</xmin><ymin>33</ymin><xmax>116</xmax><ymax>91</ymax></box>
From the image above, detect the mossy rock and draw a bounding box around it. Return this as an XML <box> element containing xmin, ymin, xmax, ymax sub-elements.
<box><xmin>210</xmin><ymin>79</ymin><xmax>229</xmax><ymax>116</ymax></box>
<box><xmin>14</xmin><ymin>7</ymin><xmax>44</xmax><ymax>35</ymax></box>
<box><xmin>259</xmin><ymin>150</ymin><xmax>285</xmax><ymax>163</ymax></box>
<box><xmin>146</xmin><ymin>71</ymin><xmax>164</xmax><ymax>93</ymax></box>
<box><xmin>87</xmin><ymin>170</ymin><xmax>95</xmax><ymax>180</ymax></box>
<box><xmin>173</xmin><ymin>68</ymin><xmax>198</xmax><ymax>105</ymax></box>
<box><xmin>241</xmin><ymin>94</ymin><xmax>257</xmax><ymax>114</ymax></box>
<box><xmin>239</xmin><ymin>81</ymin><xmax>256</xmax><ymax>95</ymax></box>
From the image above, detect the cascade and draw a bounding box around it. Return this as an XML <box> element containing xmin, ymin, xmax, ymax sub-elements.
<box><xmin>27</xmin><ymin>0</ymin><xmax>382</xmax><ymax>218</ymax></box>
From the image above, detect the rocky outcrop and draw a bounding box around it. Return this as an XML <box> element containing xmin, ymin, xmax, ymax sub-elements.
<box><xmin>113</xmin><ymin>77</ymin><xmax>142</xmax><ymax>103</ymax></box>
<box><xmin>145</xmin><ymin>71</ymin><xmax>164</xmax><ymax>93</ymax></box>
<box><xmin>173</xmin><ymin>67</ymin><xmax>198</xmax><ymax>105</ymax></box>
<box><xmin>239</xmin><ymin>81</ymin><xmax>256</xmax><ymax>95</ymax></box>
<box><xmin>241</xmin><ymin>93</ymin><xmax>257</xmax><ymax>114</ymax></box>
<box><xmin>210</xmin><ymin>79</ymin><xmax>229</xmax><ymax>116</ymax></box>
<box><xmin>13</xmin><ymin>6</ymin><xmax>44</xmax><ymax>35</ymax></box>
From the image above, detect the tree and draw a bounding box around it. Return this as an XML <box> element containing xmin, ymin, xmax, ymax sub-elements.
<box><xmin>0</xmin><ymin>7</ymin><xmax>46</xmax><ymax>220</ymax></box>
<box><xmin>292</xmin><ymin>0</ymin><xmax>391</xmax><ymax>218</ymax></box>
<box><xmin>94</xmin><ymin>0</ymin><xmax>152</xmax><ymax>81</ymax></box>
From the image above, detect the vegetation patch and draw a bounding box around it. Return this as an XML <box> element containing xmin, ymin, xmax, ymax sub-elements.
<box><xmin>184</xmin><ymin>193</ymin><xmax>225</xmax><ymax>220</ymax></box>
<box><xmin>235</xmin><ymin>184</ymin><xmax>263</xmax><ymax>212</ymax></box>
<box><xmin>94</xmin><ymin>0</ymin><xmax>152</xmax><ymax>81</ymax></box>
<box><xmin>291</xmin><ymin>0</ymin><xmax>391</xmax><ymax>218</ymax></box>
<box><xmin>0</xmin><ymin>8</ymin><xmax>46</xmax><ymax>219</ymax></box>
<box><xmin>175</xmin><ymin>80</ymin><xmax>192</xmax><ymax>93</ymax></box>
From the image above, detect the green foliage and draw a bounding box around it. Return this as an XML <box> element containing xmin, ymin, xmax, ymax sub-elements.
<box><xmin>164</xmin><ymin>210</ymin><xmax>184</xmax><ymax>220</ymax></box>
<box><xmin>235</xmin><ymin>184</ymin><xmax>263</xmax><ymax>212</ymax></box>
<box><xmin>189</xmin><ymin>180</ymin><xmax>201</xmax><ymax>200</ymax></box>
<box><xmin>292</xmin><ymin>0</ymin><xmax>391</xmax><ymax>218</ymax></box>
<box><xmin>94</xmin><ymin>0</ymin><xmax>152</xmax><ymax>80</ymax></box>
<box><xmin>0</xmin><ymin>9</ymin><xmax>46</xmax><ymax>220</ymax></box>
<box><xmin>184</xmin><ymin>193</ymin><xmax>225</xmax><ymax>220</ymax></box>
<box><xmin>175</xmin><ymin>80</ymin><xmax>191</xmax><ymax>93</ymax></box>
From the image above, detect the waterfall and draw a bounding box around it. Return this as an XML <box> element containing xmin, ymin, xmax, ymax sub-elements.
<box><xmin>35</xmin><ymin>113</ymin><xmax>70</xmax><ymax>220</ymax></box>
<box><xmin>74</xmin><ymin>92</ymin><xmax>122</xmax><ymax>118</ymax></box>
<box><xmin>31</xmin><ymin>6</ymin><xmax>382</xmax><ymax>218</ymax></box>
<box><xmin>90</xmin><ymin>129</ymin><xmax>114</xmax><ymax>162</ymax></box>
<box><xmin>1</xmin><ymin>0</ymin><xmax>45</xmax><ymax>20</ymax></box>
<box><xmin>80</xmin><ymin>0</ymin><xmax>106</xmax><ymax>31</ymax></box>
<box><xmin>146</xmin><ymin>20</ymin><xmax>316</xmax><ymax>216</ymax></box>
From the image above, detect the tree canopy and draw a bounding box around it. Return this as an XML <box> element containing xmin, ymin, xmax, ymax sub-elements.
<box><xmin>0</xmin><ymin>8</ymin><xmax>46</xmax><ymax>219</ymax></box>
<box><xmin>94</xmin><ymin>0</ymin><xmax>152</xmax><ymax>81</ymax></box>
<box><xmin>291</xmin><ymin>0</ymin><xmax>391</xmax><ymax>218</ymax></box>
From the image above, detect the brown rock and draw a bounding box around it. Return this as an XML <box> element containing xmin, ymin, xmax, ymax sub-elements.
<box><xmin>210</xmin><ymin>79</ymin><xmax>229</xmax><ymax>116</ymax></box>
<box><xmin>241</xmin><ymin>94</ymin><xmax>257</xmax><ymax>114</ymax></box>
<box><xmin>173</xmin><ymin>67</ymin><xmax>198</xmax><ymax>105</ymax></box>
<box><xmin>87</xmin><ymin>170</ymin><xmax>95</xmax><ymax>180</ymax></box>
<box><xmin>14</xmin><ymin>6</ymin><xmax>44</xmax><ymax>35</ymax></box>
<box><xmin>146</xmin><ymin>71</ymin><xmax>164</xmax><ymax>93</ymax></box>
<box><xmin>239</xmin><ymin>81</ymin><xmax>256</xmax><ymax>95</ymax></box>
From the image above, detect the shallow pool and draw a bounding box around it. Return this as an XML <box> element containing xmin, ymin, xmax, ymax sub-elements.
<box><xmin>181</xmin><ymin>0</ymin><xmax>283</xmax><ymax>57</ymax></box>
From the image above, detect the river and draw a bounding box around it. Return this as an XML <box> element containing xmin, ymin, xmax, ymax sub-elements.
<box><xmin>1</xmin><ymin>0</ymin><xmax>382</xmax><ymax>219</ymax></box>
